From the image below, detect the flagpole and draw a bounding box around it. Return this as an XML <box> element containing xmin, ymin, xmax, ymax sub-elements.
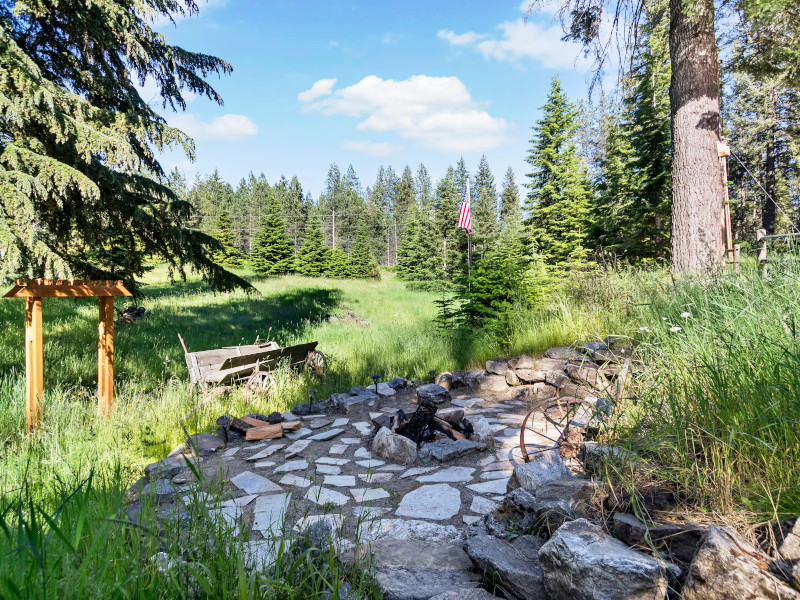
<box><xmin>467</xmin><ymin>233</ymin><xmax>472</xmax><ymax>291</ymax></box>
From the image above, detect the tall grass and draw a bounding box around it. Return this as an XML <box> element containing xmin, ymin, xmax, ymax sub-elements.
<box><xmin>616</xmin><ymin>260</ymin><xmax>800</xmax><ymax>521</ymax></box>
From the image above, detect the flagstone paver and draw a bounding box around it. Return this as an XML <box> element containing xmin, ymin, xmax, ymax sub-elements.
<box><xmin>284</xmin><ymin>427</ymin><xmax>313</xmax><ymax>440</ymax></box>
<box><xmin>252</xmin><ymin>493</ymin><xmax>292</xmax><ymax>532</ymax></box>
<box><xmin>350</xmin><ymin>487</ymin><xmax>390</xmax><ymax>502</ymax></box>
<box><xmin>248</xmin><ymin>444</ymin><xmax>285</xmax><ymax>461</ymax></box>
<box><xmin>417</xmin><ymin>466</ymin><xmax>475</xmax><ymax>483</ymax></box>
<box><xmin>466</xmin><ymin>478</ymin><xmax>509</xmax><ymax>495</ymax></box>
<box><xmin>230</xmin><ymin>471</ymin><xmax>282</xmax><ymax>494</ymax></box>
<box><xmin>279</xmin><ymin>474</ymin><xmax>312</xmax><ymax>487</ymax></box>
<box><xmin>308</xmin><ymin>428</ymin><xmax>345</xmax><ymax>441</ymax></box>
<box><xmin>396</xmin><ymin>484</ymin><xmax>461</xmax><ymax>520</ymax></box>
<box><xmin>306</xmin><ymin>486</ymin><xmax>349</xmax><ymax>507</ymax></box>
<box><xmin>317</xmin><ymin>457</ymin><xmax>350</xmax><ymax>465</ymax></box>
<box><xmin>275</xmin><ymin>459</ymin><xmax>309</xmax><ymax>473</ymax></box>
<box><xmin>324</xmin><ymin>475</ymin><xmax>356</xmax><ymax>487</ymax></box>
<box><xmin>356</xmin><ymin>459</ymin><xmax>385</xmax><ymax>468</ymax></box>
<box><xmin>316</xmin><ymin>464</ymin><xmax>342</xmax><ymax>475</ymax></box>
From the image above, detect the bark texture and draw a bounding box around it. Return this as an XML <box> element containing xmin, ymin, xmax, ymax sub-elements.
<box><xmin>669</xmin><ymin>0</ymin><xmax>724</xmax><ymax>274</ymax></box>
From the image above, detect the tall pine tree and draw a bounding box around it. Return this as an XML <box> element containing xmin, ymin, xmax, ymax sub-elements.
<box><xmin>472</xmin><ymin>155</ymin><xmax>500</xmax><ymax>260</ymax></box>
<box><xmin>524</xmin><ymin>77</ymin><xmax>592</xmax><ymax>268</ymax></box>
<box><xmin>295</xmin><ymin>216</ymin><xmax>330</xmax><ymax>276</ymax></box>
<box><xmin>211</xmin><ymin>210</ymin><xmax>243</xmax><ymax>267</ymax></box>
<box><xmin>251</xmin><ymin>197</ymin><xmax>294</xmax><ymax>275</ymax></box>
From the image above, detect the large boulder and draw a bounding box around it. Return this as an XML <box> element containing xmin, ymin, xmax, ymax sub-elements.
<box><xmin>485</xmin><ymin>487</ymin><xmax>538</xmax><ymax>538</ymax></box>
<box><xmin>507</xmin><ymin>452</ymin><xmax>572</xmax><ymax>493</ymax></box>
<box><xmin>184</xmin><ymin>433</ymin><xmax>224</xmax><ymax>457</ymax></box>
<box><xmin>476</xmin><ymin>375</ymin><xmax>508</xmax><ymax>393</ymax></box>
<box><xmin>416</xmin><ymin>384</ymin><xmax>451</xmax><ymax>405</ymax></box>
<box><xmin>613</xmin><ymin>512</ymin><xmax>704</xmax><ymax>564</ymax></box>
<box><xmin>418</xmin><ymin>439</ymin><xmax>486</xmax><ymax>463</ymax></box>
<box><xmin>515</xmin><ymin>368</ymin><xmax>547</xmax><ymax>384</ymax></box>
<box><xmin>372</xmin><ymin>426</ymin><xmax>418</xmax><ymax>465</ymax></box>
<box><xmin>508</xmin><ymin>354</ymin><xmax>535</xmax><ymax>370</ymax></box>
<box><xmin>464</xmin><ymin>535</ymin><xmax>547</xmax><ymax>600</ymax></box>
<box><xmin>682</xmin><ymin>526</ymin><xmax>800</xmax><ymax>600</ymax></box>
<box><xmin>539</xmin><ymin>519</ymin><xmax>678</xmax><ymax>600</ymax></box>
<box><xmin>368</xmin><ymin>539</ymin><xmax>481</xmax><ymax>600</ymax></box>
<box><xmin>533</xmin><ymin>479</ymin><xmax>609</xmax><ymax>534</ymax></box>
<box><xmin>470</xmin><ymin>415</ymin><xmax>494</xmax><ymax>445</ymax></box>
<box><xmin>485</xmin><ymin>359</ymin><xmax>508</xmax><ymax>375</ymax></box>
<box><xmin>544</xmin><ymin>347</ymin><xmax>588</xmax><ymax>362</ymax></box>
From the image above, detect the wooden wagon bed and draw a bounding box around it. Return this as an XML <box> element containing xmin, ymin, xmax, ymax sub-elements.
<box><xmin>183</xmin><ymin>340</ymin><xmax>319</xmax><ymax>384</ymax></box>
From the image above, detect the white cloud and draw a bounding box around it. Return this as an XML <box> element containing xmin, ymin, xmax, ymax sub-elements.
<box><xmin>341</xmin><ymin>140</ymin><xmax>398</xmax><ymax>157</ymax></box>
<box><xmin>298</xmin><ymin>75</ymin><xmax>510</xmax><ymax>153</ymax></box>
<box><xmin>169</xmin><ymin>114</ymin><xmax>258</xmax><ymax>140</ymax></box>
<box><xmin>436</xmin><ymin>29</ymin><xmax>486</xmax><ymax>46</ymax></box>
<box><xmin>440</xmin><ymin>18</ymin><xmax>591</xmax><ymax>70</ymax></box>
<box><xmin>297</xmin><ymin>78</ymin><xmax>337</xmax><ymax>102</ymax></box>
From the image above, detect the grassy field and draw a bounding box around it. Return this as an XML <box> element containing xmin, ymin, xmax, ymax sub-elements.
<box><xmin>2</xmin><ymin>260</ymin><xmax>800</xmax><ymax>597</ymax></box>
<box><xmin>1</xmin><ymin>266</ymin><xmax>630</xmax><ymax>499</ymax></box>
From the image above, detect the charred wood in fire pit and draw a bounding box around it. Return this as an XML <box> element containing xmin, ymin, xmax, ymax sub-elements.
<box><xmin>401</xmin><ymin>399</ymin><xmax>438</xmax><ymax>445</ymax></box>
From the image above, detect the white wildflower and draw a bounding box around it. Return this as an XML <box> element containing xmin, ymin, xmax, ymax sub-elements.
<box><xmin>681</xmin><ymin>312</ymin><xmax>691</xmax><ymax>319</ymax></box>
<box><xmin>670</xmin><ymin>326</ymin><xmax>682</xmax><ymax>332</ymax></box>
<box><xmin>639</xmin><ymin>326</ymin><xmax>651</xmax><ymax>333</ymax></box>
<box><xmin>662</xmin><ymin>316</ymin><xmax>668</xmax><ymax>321</ymax></box>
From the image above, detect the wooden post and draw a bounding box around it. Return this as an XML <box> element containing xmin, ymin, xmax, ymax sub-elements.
<box><xmin>24</xmin><ymin>297</ymin><xmax>43</xmax><ymax>434</ymax></box>
<box><xmin>98</xmin><ymin>296</ymin><xmax>114</xmax><ymax>417</ymax></box>
<box><xmin>733</xmin><ymin>244</ymin><xmax>741</xmax><ymax>276</ymax></box>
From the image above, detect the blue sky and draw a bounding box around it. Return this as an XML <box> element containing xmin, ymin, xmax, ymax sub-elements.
<box><xmin>151</xmin><ymin>0</ymin><xmax>597</xmax><ymax>198</ymax></box>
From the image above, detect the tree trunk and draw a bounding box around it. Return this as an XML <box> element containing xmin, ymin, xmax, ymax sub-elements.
<box><xmin>669</xmin><ymin>0</ymin><xmax>724</xmax><ymax>274</ymax></box>
<box><xmin>762</xmin><ymin>85</ymin><xmax>777</xmax><ymax>234</ymax></box>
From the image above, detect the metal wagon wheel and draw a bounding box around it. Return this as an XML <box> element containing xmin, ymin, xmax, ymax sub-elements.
<box><xmin>305</xmin><ymin>349</ymin><xmax>327</xmax><ymax>381</ymax></box>
<box><xmin>519</xmin><ymin>395</ymin><xmax>598</xmax><ymax>463</ymax></box>
<box><xmin>243</xmin><ymin>362</ymin><xmax>275</xmax><ymax>406</ymax></box>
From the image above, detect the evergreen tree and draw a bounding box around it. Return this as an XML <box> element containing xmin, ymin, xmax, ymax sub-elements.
<box><xmin>396</xmin><ymin>212</ymin><xmax>421</xmax><ymax>281</ymax></box>
<box><xmin>348</xmin><ymin>218</ymin><xmax>376</xmax><ymax>278</ymax></box>
<box><xmin>454</xmin><ymin>157</ymin><xmax>470</xmax><ymax>198</ymax></box>
<box><xmin>500</xmin><ymin>167</ymin><xmax>521</xmax><ymax>229</ymax></box>
<box><xmin>416</xmin><ymin>164</ymin><xmax>434</xmax><ymax>215</ymax></box>
<box><xmin>211</xmin><ymin>210</ymin><xmax>243</xmax><ymax>267</ymax></box>
<box><xmin>0</xmin><ymin>0</ymin><xmax>249</xmax><ymax>291</ymax></box>
<box><xmin>295</xmin><ymin>216</ymin><xmax>330</xmax><ymax>276</ymax></box>
<box><xmin>433</xmin><ymin>173</ymin><xmax>466</xmax><ymax>279</ymax></box>
<box><xmin>472</xmin><ymin>155</ymin><xmax>500</xmax><ymax>260</ymax></box>
<box><xmin>524</xmin><ymin>77</ymin><xmax>593</xmax><ymax>268</ymax></box>
<box><xmin>326</xmin><ymin>247</ymin><xmax>350</xmax><ymax>278</ymax></box>
<box><xmin>251</xmin><ymin>197</ymin><xmax>294</xmax><ymax>275</ymax></box>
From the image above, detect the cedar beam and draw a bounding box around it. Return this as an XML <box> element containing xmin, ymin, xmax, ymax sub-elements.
<box><xmin>98</xmin><ymin>297</ymin><xmax>114</xmax><ymax>418</ymax></box>
<box><xmin>25</xmin><ymin>297</ymin><xmax>43</xmax><ymax>434</ymax></box>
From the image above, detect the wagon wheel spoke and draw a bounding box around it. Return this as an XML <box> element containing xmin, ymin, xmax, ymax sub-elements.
<box><xmin>524</xmin><ymin>427</ymin><xmax>561</xmax><ymax>445</ymax></box>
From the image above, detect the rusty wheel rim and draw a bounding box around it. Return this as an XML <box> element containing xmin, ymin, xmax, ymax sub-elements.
<box><xmin>519</xmin><ymin>395</ymin><xmax>596</xmax><ymax>463</ymax></box>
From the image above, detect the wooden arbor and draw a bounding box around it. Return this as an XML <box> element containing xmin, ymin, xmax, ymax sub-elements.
<box><xmin>3</xmin><ymin>279</ymin><xmax>132</xmax><ymax>434</ymax></box>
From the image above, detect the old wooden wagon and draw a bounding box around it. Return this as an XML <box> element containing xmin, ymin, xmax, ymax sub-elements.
<box><xmin>181</xmin><ymin>337</ymin><xmax>325</xmax><ymax>386</ymax></box>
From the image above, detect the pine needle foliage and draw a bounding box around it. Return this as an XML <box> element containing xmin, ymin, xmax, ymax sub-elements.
<box><xmin>348</xmin><ymin>218</ymin><xmax>376</xmax><ymax>278</ymax></box>
<box><xmin>0</xmin><ymin>1</ymin><xmax>251</xmax><ymax>292</ymax></box>
<box><xmin>210</xmin><ymin>210</ymin><xmax>242</xmax><ymax>267</ymax></box>
<box><xmin>294</xmin><ymin>216</ymin><xmax>330</xmax><ymax>276</ymax></box>
<box><xmin>524</xmin><ymin>76</ymin><xmax>593</xmax><ymax>268</ymax></box>
<box><xmin>251</xmin><ymin>197</ymin><xmax>294</xmax><ymax>275</ymax></box>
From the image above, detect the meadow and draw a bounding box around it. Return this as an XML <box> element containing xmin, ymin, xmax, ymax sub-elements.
<box><xmin>2</xmin><ymin>261</ymin><xmax>799</xmax><ymax>598</ymax></box>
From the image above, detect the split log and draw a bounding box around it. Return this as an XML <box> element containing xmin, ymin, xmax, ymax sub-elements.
<box><xmin>245</xmin><ymin>424</ymin><xmax>284</xmax><ymax>441</ymax></box>
<box><xmin>240</xmin><ymin>416</ymin><xmax>270</xmax><ymax>428</ymax></box>
<box><xmin>281</xmin><ymin>421</ymin><xmax>301</xmax><ymax>431</ymax></box>
<box><xmin>433</xmin><ymin>417</ymin><xmax>466</xmax><ymax>440</ymax></box>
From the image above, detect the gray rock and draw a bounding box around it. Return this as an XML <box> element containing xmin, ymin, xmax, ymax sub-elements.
<box><xmin>533</xmin><ymin>357</ymin><xmax>569</xmax><ymax>372</ymax></box>
<box><xmin>308</xmin><ymin>427</ymin><xmax>345</xmax><ymax>441</ymax></box>
<box><xmin>252</xmin><ymin>493</ymin><xmax>292</xmax><ymax>533</ymax></box>
<box><xmin>305</xmin><ymin>485</ymin><xmax>349</xmax><ymax>507</ymax></box>
<box><xmin>566</xmin><ymin>363</ymin><xmax>605</xmax><ymax>390</ymax></box>
<box><xmin>470</xmin><ymin>415</ymin><xmax>495</xmax><ymax>445</ymax></box>
<box><xmin>539</xmin><ymin>519</ymin><xmax>677</xmax><ymax>600</ymax></box>
<box><xmin>369</xmin><ymin>539</ymin><xmax>481</xmax><ymax>600</ymax></box>
<box><xmin>464</xmin><ymin>535</ymin><xmax>546</xmax><ymax>600</ymax></box>
<box><xmin>141</xmin><ymin>478</ymin><xmax>176</xmax><ymax>503</ymax></box>
<box><xmin>376</xmin><ymin>382</ymin><xmax>396</xmax><ymax>396</ymax></box>
<box><xmin>372</xmin><ymin>427</ymin><xmax>418</xmax><ymax>465</ymax></box>
<box><xmin>682</xmin><ymin>526</ymin><xmax>800</xmax><ymax>600</ymax></box>
<box><xmin>144</xmin><ymin>456</ymin><xmax>184</xmax><ymax>481</ymax></box>
<box><xmin>350</xmin><ymin>386</ymin><xmax>371</xmax><ymax>395</ymax></box>
<box><xmin>388</xmin><ymin>377</ymin><xmax>408</xmax><ymax>390</ymax></box>
<box><xmin>613</xmin><ymin>512</ymin><xmax>704</xmax><ymax>564</ymax></box>
<box><xmin>507</xmin><ymin>452</ymin><xmax>572</xmax><ymax>492</ymax></box>
<box><xmin>780</xmin><ymin>520</ymin><xmax>800</xmax><ymax>561</ymax></box>
<box><xmin>418</xmin><ymin>439</ymin><xmax>486</xmax><ymax>463</ymax></box>
<box><xmin>485</xmin><ymin>487</ymin><xmax>538</xmax><ymax>537</ymax></box>
<box><xmin>508</xmin><ymin>354</ymin><xmax>535</xmax><ymax>370</ymax></box>
<box><xmin>515</xmin><ymin>368</ymin><xmax>547</xmax><ymax>383</ymax></box>
<box><xmin>230</xmin><ymin>470</ymin><xmax>283</xmax><ymax>495</ymax></box>
<box><xmin>466</xmin><ymin>478</ymin><xmax>509</xmax><ymax>495</ymax></box>
<box><xmin>416</xmin><ymin>384</ymin><xmax>451</xmax><ymax>405</ymax></box>
<box><xmin>396</xmin><ymin>483</ymin><xmax>461</xmax><ymax>520</ymax></box>
<box><xmin>428</xmin><ymin>590</ymin><xmax>498</xmax><ymax>600</ymax></box>
<box><xmin>544</xmin><ymin>347</ymin><xmax>588</xmax><ymax>362</ymax></box>
<box><xmin>417</xmin><ymin>466</ymin><xmax>475</xmax><ymax>483</ymax></box>
<box><xmin>485</xmin><ymin>359</ymin><xmax>508</xmax><ymax>376</ymax></box>
<box><xmin>505</xmin><ymin>369</ymin><xmax>521</xmax><ymax>386</ymax></box>
<box><xmin>342</xmin><ymin>395</ymin><xmax>377</xmax><ymax>413</ymax></box>
<box><xmin>437</xmin><ymin>407</ymin><xmax>464</xmax><ymax>425</ymax></box>
<box><xmin>331</xmin><ymin>392</ymin><xmax>352</xmax><ymax>407</ymax></box>
<box><xmin>545</xmin><ymin>370</ymin><xmax>571</xmax><ymax>388</ymax></box>
<box><xmin>476</xmin><ymin>374</ymin><xmax>508</xmax><ymax>392</ymax></box>
<box><xmin>184</xmin><ymin>433</ymin><xmax>225</xmax><ymax>456</ymax></box>
<box><xmin>578</xmin><ymin>341</ymin><xmax>608</xmax><ymax>357</ymax></box>
<box><xmin>534</xmin><ymin>479</ymin><xmax>609</xmax><ymax>533</ymax></box>
<box><xmin>359</xmin><ymin>518</ymin><xmax>462</xmax><ymax>543</ymax></box>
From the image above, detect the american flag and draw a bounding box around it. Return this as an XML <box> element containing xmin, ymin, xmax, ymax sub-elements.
<box><xmin>457</xmin><ymin>178</ymin><xmax>472</xmax><ymax>234</ymax></box>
